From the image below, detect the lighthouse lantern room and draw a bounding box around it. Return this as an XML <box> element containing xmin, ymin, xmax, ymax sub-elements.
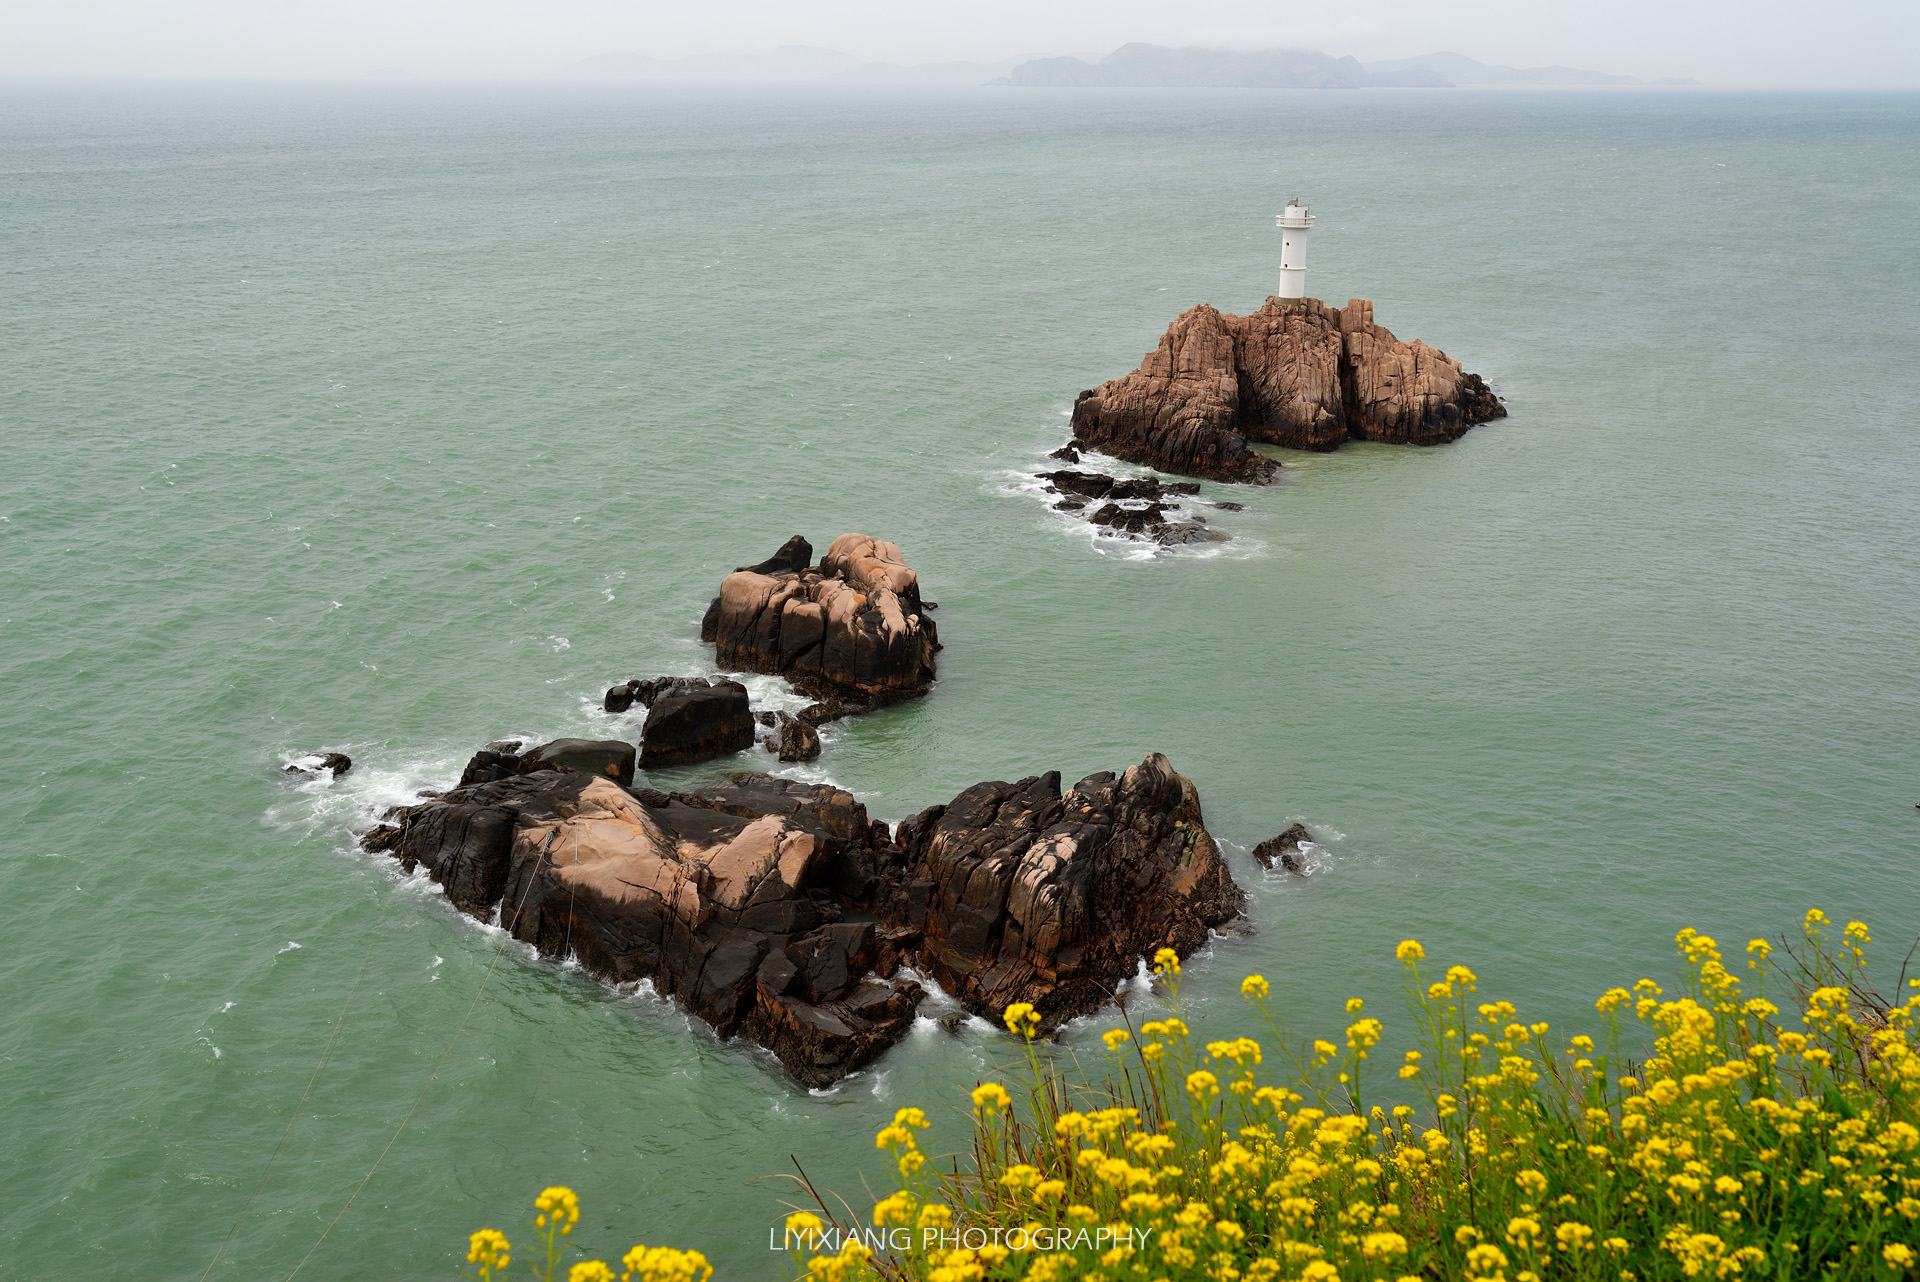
<box><xmin>1275</xmin><ymin>198</ymin><xmax>1314</xmax><ymax>300</ymax></box>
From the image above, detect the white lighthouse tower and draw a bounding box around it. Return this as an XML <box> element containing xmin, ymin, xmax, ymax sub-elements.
<box><xmin>1275</xmin><ymin>198</ymin><xmax>1314</xmax><ymax>300</ymax></box>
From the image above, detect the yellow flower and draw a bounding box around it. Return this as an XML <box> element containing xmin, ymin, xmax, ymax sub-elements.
<box><xmin>970</xmin><ymin>1082</ymin><xmax>1011</xmax><ymax>1114</ymax></box>
<box><xmin>1886</xmin><ymin>1243</ymin><xmax>1917</xmax><ymax>1270</ymax></box>
<box><xmin>570</xmin><ymin>1264</ymin><xmax>614</xmax><ymax>1282</ymax></box>
<box><xmin>535</xmin><ymin>1187</ymin><xmax>580</xmax><ymax>1236</ymax></box>
<box><xmin>785</xmin><ymin>1212</ymin><xmax>824</xmax><ymax>1237</ymax></box>
<box><xmin>467</xmin><ymin>1228</ymin><xmax>511</xmax><ymax>1274</ymax></box>
<box><xmin>1102</xmin><ymin>1028</ymin><xmax>1131</xmax><ymax>1052</ymax></box>
<box><xmin>1395</xmin><ymin>939</ymin><xmax>1425</xmax><ymax>962</ymax></box>
<box><xmin>1242</xmin><ymin>974</ymin><xmax>1270</xmax><ymax>999</ymax></box>
<box><xmin>1186</xmin><ymin>1069</ymin><xmax>1219</xmax><ymax>1098</ymax></box>
<box><xmin>1362</xmin><ymin>1231</ymin><xmax>1409</xmax><ymax>1260</ymax></box>
<box><xmin>872</xmin><ymin>1192</ymin><xmax>914</xmax><ymax>1226</ymax></box>
<box><xmin>1465</xmin><ymin>1243</ymin><xmax>1508</xmax><ymax>1277</ymax></box>
<box><xmin>1003</xmin><ymin>1002</ymin><xmax>1040</xmax><ymax>1040</ymax></box>
<box><xmin>1556</xmin><ymin>1222</ymin><xmax>1594</xmax><ymax>1251</ymax></box>
<box><xmin>1346</xmin><ymin>997</ymin><xmax>1365</xmax><ymax>1014</ymax></box>
<box><xmin>620</xmin><ymin>1245</ymin><xmax>713</xmax><ymax>1282</ymax></box>
<box><xmin>1515</xmin><ymin>1169</ymin><xmax>1548</xmax><ymax>1197</ymax></box>
<box><xmin>1153</xmin><ymin>947</ymin><xmax>1181</xmax><ymax>975</ymax></box>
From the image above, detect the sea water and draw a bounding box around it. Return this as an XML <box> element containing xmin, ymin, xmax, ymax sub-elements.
<box><xmin>1</xmin><ymin>83</ymin><xmax>1917</xmax><ymax>1278</ymax></box>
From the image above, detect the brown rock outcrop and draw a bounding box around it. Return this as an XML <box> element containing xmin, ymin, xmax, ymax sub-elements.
<box><xmin>378</xmin><ymin>767</ymin><xmax>922</xmax><ymax>1087</ymax></box>
<box><xmin>1069</xmin><ymin>297</ymin><xmax>1505</xmax><ymax>482</ymax></box>
<box><xmin>875</xmin><ymin>753</ymin><xmax>1243</xmax><ymax>1031</ymax></box>
<box><xmin>361</xmin><ymin>750</ymin><xmax>1240</xmax><ymax>1085</ymax></box>
<box><xmin>705</xmin><ymin>534</ymin><xmax>938</xmax><ymax>703</ymax></box>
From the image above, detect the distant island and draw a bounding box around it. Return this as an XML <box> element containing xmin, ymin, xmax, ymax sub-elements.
<box><xmin>996</xmin><ymin>44</ymin><xmax>1700</xmax><ymax>90</ymax></box>
<box><xmin>549</xmin><ymin>43</ymin><xmax>1695</xmax><ymax>89</ymax></box>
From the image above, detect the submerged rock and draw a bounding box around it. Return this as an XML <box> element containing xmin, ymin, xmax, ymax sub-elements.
<box><xmin>1066</xmin><ymin>297</ymin><xmax>1505</xmax><ymax>482</ymax></box>
<box><xmin>285</xmin><ymin>751</ymin><xmax>352</xmax><ymax>778</ymax></box>
<box><xmin>1039</xmin><ymin>469</ymin><xmax>1231</xmax><ymax>548</ymax></box>
<box><xmin>1252</xmin><ymin>822</ymin><xmax>1313</xmax><ymax>872</ymax></box>
<box><xmin>362</xmin><ymin>750</ymin><xmax>1239</xmax><ymax>1085</ymax></box>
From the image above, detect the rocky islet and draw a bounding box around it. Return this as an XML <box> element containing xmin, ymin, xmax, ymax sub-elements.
<box><xmin>1064</xmin><ymin>296</ymin><xmax>1505</xmax><ymax>483</ymax></box>
<box><xmin>360</xmin><ymin>749</ymin><xmax>1241</xmax><ymax>1086</ymax></box>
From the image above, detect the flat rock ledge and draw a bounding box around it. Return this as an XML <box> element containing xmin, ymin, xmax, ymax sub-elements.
<box><xmin>361</xmin><ymin>749</ymin><xmax>1242</xmax><ymax>1087</ymax></box>
<box><xmin>1066</xmin><ymin>297</ymin><xmax>1506</xmax><ymax>483</ymax></box>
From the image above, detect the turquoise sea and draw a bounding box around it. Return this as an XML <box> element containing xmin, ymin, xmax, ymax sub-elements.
<box><xmin>2</xmin><ymin>83</ymin><xmax>1917</xmax><ymax>1277</ymax></box>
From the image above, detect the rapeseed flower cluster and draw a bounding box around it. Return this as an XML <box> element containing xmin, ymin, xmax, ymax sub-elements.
<box><xmin>463</xmin><ymin>1187</ymin><xmax>711</xmax><ymax>1282</ymax></box>
<box><xmin>787</xmin><ymin>910</ymin><xmax>1920</xmax><ymax>1282</ymax></box>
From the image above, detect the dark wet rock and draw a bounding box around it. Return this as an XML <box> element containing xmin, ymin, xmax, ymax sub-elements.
<box><xmin>798</xmin><ymin>695</ymin><xmax>865</xmax><ymax>727</ymax></box>
<box><xmin>875</xmin><ymin>752</ymin><xmax>1243</xmax><ymax>1032</ymax></box>
<box><xmin>737</xmin><ymin>534</ymin><xmax>813</xmax><ymax>576</ymax></box>
<box><xmin>756</xmin><ymin>710</ymin><xmax>778</xmax><ymax>728</ymax></box>
<box><xmin>606</xmin><ymin>676</ymin><xmax>718</xmax><ymax>715</ymax></box>
<box><xmin>1048</xmin><ymin>442</ymin><xmax>1081</xmax><ymax>462</ymax></box>
<box><xmin>514</xmin><ymin>738</ymin><xmax>636</xmax><ymax>788</ymax></box>
<box><xmin>286</xmin><ymin>751</ymin><xmax>351</xmax><ymax>778</ymax></box>
<box><xmin>1036</xmin><ymin>469</ymin><xmax>1230</xmax><ymax>549</ymax></box>
<box><xmin>359</xmin><ymin>822</ymin><xmax>404</xmax><ymax>853</ymax></box>
<box><xmin>1038</xmin><ymin>469</ymin><xmax>1115</xmax><ymax>499</ymax></box>
<box><xmin>1153</xmin><ymin>522</ymin><xmax>1230</xmax><ymax>547</ymax></box>
<box><xmin>1090</xmin><ymin>501</ymin><xmax>1172</xmax><ymax>533</ymax></box>
<box><xmin>639</xmin><ymin>679</ymin><xmax>755</xmax><ymax>769</ymax></box>
<box><xmin>1211</xmin><ymin>501</ymin><xmax>1245</xmax><ymax>512</ymax></box>
<box><xmin>774</xmin><ymin>712</ymin><xmax>822</xmax><ymax>763</ymax></box>
<box><xmin>458</xmin><ymin>748</ymin><xmax>522</xmax><ymax>789</ymax></box>
<box><xmin>1066</xmin><ymin>297</ymin><xmax>1506</xmax><ymax>482</ymax></box>
<box><xmin>1252</xmin><ymin>822</ymin><xmax>1313</xmax><ymax>873</ymax></box>
<box><xmin>712</xmin><ymin>534</ymin><xmax>938</xmax><ymax>703</ymax></box>
<box><xmin>1110</xmin><ymin>476</ymin><xmax>1199</xmax><ymax>500</ymax></box>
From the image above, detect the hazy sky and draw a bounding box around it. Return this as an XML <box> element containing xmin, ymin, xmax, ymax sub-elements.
<box><xmin>5</xmin><ymin>0</ymin><xmax>1916</xmax><ymax>87</ymax></box>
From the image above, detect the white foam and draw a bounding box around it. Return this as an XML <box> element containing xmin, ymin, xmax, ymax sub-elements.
<box><xmin>276</xmin><ymin>941</ymin><xmax>301</xmax><ymax>955</ymax></box>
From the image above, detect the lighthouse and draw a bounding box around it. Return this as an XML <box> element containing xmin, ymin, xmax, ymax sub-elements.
<box><xmin>1275</xmin><ymin>198</ymin><xmax>1314</xmax><ymax>300</ymax></box>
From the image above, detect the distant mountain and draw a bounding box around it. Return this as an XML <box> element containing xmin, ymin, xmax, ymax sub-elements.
<box><xmin>1000</xmin><ymin>43</ymin><xmax>1413</xmax><ymax>89</ymax></box>
<box><xmin>1363</xmin><ymin>51</ymin><xmax>1699</xmax><ymax>88</ymax></box>
<box><xmin>555</xmin><ymin>46</ymin><xmax>861</xmax><ymax>82</ymax></box>
<box><xmin>827</xmin><ymin>60</ymin><xmax>1015</xmax><ymax>85</ymax></box>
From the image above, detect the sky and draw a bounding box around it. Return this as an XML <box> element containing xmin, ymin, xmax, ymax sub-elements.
<box><xmin>3</xmin><ymin>0</ymin><xmax>1916</xmax><ymax>88</ymax></box>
